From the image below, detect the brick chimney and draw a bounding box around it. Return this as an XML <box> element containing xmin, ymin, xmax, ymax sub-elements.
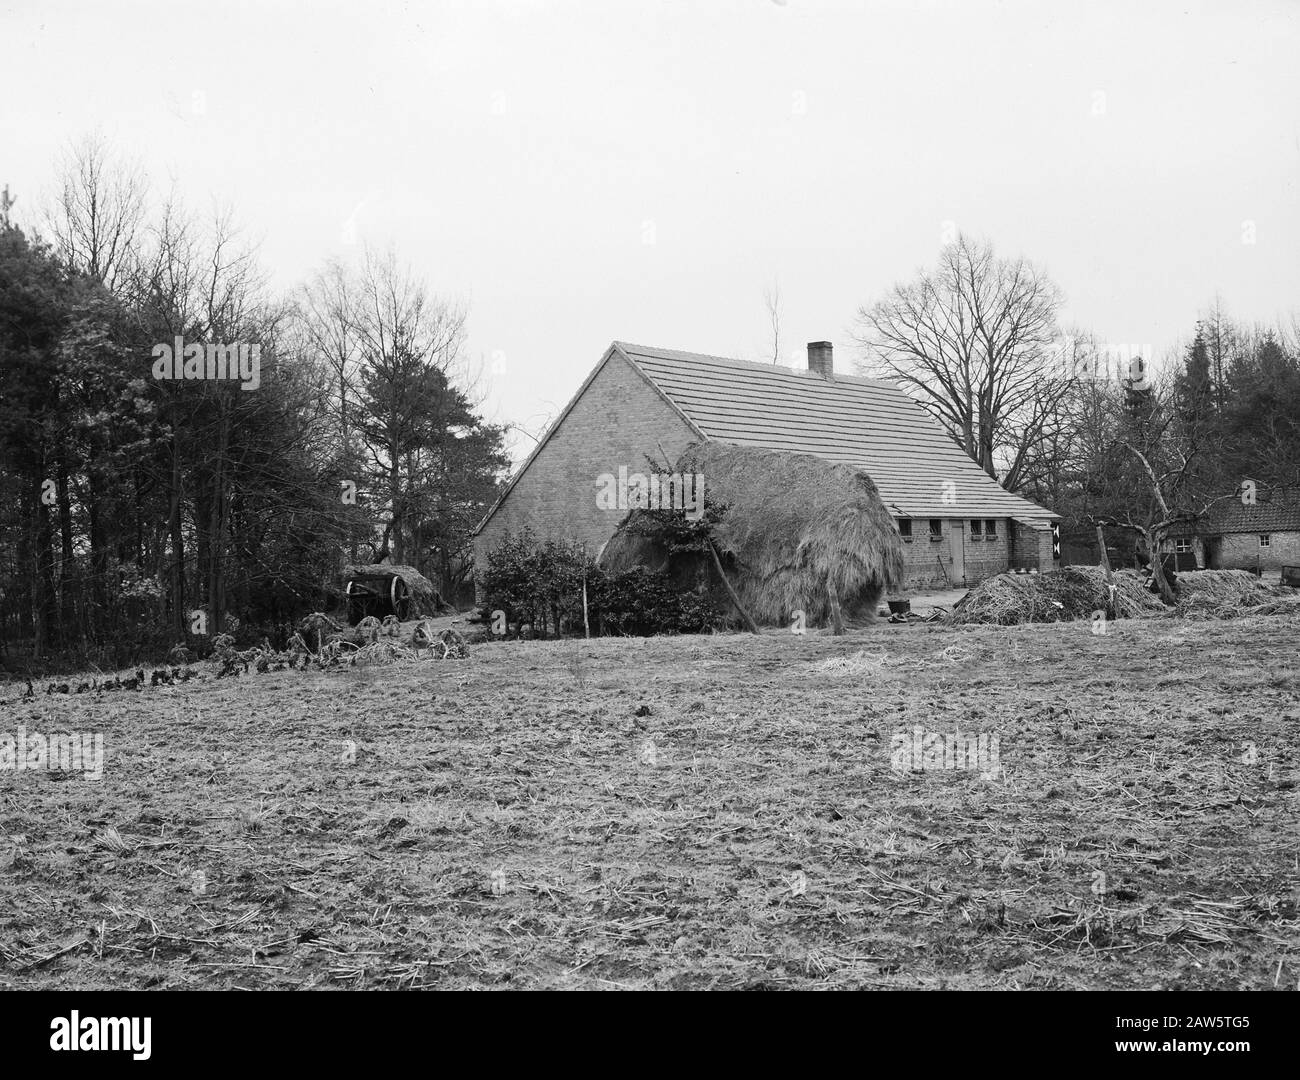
<box><xmin>807</xmin><ymin>341</ymin><xmax>833</xmax><ymax>378</ymax></box>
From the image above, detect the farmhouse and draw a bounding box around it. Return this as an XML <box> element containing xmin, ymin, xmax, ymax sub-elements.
<box><xmin>474</xmin><ymin>341</ymin><xmax>1059</xmax><ymax>593</ymax></box>
<box><xmin>1165</xmin><ymin>490</ymin><xmax>1300</xmax><ymax>573</ymax></box>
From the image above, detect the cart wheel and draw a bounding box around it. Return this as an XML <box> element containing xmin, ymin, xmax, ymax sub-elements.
<box><xmin>390</xmin><ymin>576</ymin><xmax>411</xmax><ymax>622</ymax></box>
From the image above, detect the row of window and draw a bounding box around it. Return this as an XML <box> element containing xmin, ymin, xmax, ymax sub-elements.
<box><xmin>1171</xmin><ymin>535</ymin><xmax>1272</xmax><ymax>552</ymax></box>
<box><xmin>897</xmin><ymin>519</ymin><xmax>999</xmax><ymax>543</ymax></box>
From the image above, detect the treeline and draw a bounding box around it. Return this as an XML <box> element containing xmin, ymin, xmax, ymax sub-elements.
<box><xmin>0</xmin><ymin>138</ymin><xmax>508</xmax><ymax>671</ymax></box>
<box><xmin>1017</xmin><ymin>309</ymin><xmax>1300</xmax><ymax>597</ymax></box>
<box><xmin>853</xmin><ymin>237</ymin><xmax>1298</xmax><ymax>593</ymax></box>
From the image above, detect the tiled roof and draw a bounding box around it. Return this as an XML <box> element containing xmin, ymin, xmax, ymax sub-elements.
<box><xmin>617</xmin><ymin>343</ymin><xmax>1058</xmax><ymax>521</ymax></box>
<box><xmin>1202</xmin><ymin>491</ymin><xmax>1300</xmax><ymax>535</ymax></box>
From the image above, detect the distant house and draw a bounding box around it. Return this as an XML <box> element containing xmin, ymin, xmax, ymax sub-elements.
<box><xmin>1166</xmin><ymin>490</ymin><xmax>1300</xmax><ymax>572</ymax></box>
<box><xmin>473</xmin><ymin>341</ymin><xmax>1060</xmax><ymax>593</ymax></box>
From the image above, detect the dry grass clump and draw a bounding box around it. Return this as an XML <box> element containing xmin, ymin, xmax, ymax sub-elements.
<box><xmin>813</xmin><ymin>648</ymin><xmax>897</xmax><ymax>676</ymax></box>
<box><xmin>1175</xmin><ymin>569</ymin><xmax>1299</xmax><ymax>619</ymax></box>
<box><xmin>948</xmin><ymin>566</ymin><xmax>1166</xmax><ymax>625</ymax></box>
<box><xmin>350</xmin><ymin>640</ymin><xmax>420</xmax><ymax>666</ymax></box>
<box><xmin>1249</xmin><ymin>595</ymin><xmax>1300</xmax><ymax>617</ymax></box>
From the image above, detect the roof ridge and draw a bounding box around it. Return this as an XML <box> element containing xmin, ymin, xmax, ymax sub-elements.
<box><xmin>614</xmin><ymin>341</ymin><xmax>899</xmax><ymax>389</ymax></box>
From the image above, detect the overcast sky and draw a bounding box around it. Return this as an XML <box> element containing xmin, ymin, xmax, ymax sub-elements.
<box><xmin>3</xmin><ymin>0</ymin><xmax>1297</xmax><ymax>462</ymax></box>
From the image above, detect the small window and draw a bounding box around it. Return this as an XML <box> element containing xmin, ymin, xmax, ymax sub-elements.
<box><xmin>897</xmin><ymin>518</ymin><xmax>913</xmax><ymax>542</ymax></box>
<box><xmin>970</xmin><ymin>519</ymin><xmax>982</xmax><ymax>541</ymax></box>
<box><xmin>984</xmin><ymin>519</ymin><xmax>997</xmax><ymax>539</ymax></box>
<box><xmin>929</xmin><ymin>519</ymin><xmax>943</xmax><ymax>542</ymax></box>
<box><xmin>1173</xmin><ymin>538</ymin><xmax>1192</xmax><ymax>554</ymax></box>
<box><xmin>1260</xmin><ymin>534</ymin><xmax>1271</xmax><ymax>548</ymax></box>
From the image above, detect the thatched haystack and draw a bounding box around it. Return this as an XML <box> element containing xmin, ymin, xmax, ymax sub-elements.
<box><xmin>343</xmin><ymin>564</ymin><xmax>452</xmax><ymax>622</ymax></box>
<box><xmin>599</xmin><ymin>443</ymin><xmax>904</xmax><ymax>629</ymax></box>
<box><xmin>948</xmin><ymin>566</ymin><xmax>1168</xmax><ymax>625</ymax></box>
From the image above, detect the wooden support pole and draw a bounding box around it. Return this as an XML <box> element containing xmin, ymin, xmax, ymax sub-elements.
<box><xmin>827</xmin><ymin>579</ymin><xmax>845</xmax><ymax>636</ymax></box>
<box><xmin>1096</xmin><ymin>525</ymin><xmax>1112</xmax><ymax>577</ymax></box>
<box><xmin>582</xmin><ymin>571</ymin><xmax>590</xmax><ymax>639</ymax></box>
<box><xmin>1096</xmin><ymin>524</ymin><xmax>1115</xmax><ymax>618</ymax></box>
<box><xmin>707</xmin><ymin>540</ymin><xmax>761</xmax><ymax>635</ymax></box>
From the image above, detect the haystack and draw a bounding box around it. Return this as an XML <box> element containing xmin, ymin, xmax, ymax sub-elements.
<box><xmin>599</xmin><ymin>443</ymin><xmax>904</xmax><ymax>629</ymax></box>
<box><xmin>947</xmin><ymin>566</ymin><xmax>1168</xmax><ymax>625</ymax></box>
<box><xmin>1175</xmin><ymin>568</ymin><xmax>1300</xmax><ymax>618</ymax></box>
<box><xmin>342</xmin><ymin>563</ymin><xmax>452</xmax><ymax>619</ymax></box>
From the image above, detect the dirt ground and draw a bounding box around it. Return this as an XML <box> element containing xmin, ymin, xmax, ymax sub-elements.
<box><xmin>1</xmin><ymin>611</ymin><xmax>1297</xmax><ymax>990</ymax></box>
<box><xmin>894</xmin><ymin>585</ymin><xmax>971</xmax><ymax>615</ymax></box>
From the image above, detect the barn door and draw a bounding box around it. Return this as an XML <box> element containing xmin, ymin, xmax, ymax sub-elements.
<box><xmin>950</xmin><ymin>523</ymin><xmax>965</xmax><ymax>584</ymax></box>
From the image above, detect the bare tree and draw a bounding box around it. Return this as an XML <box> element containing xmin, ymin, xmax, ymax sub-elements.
<box><xmin>763</xmin><ymin>278</ymin><xmax>781</xmax><ymax>364</ymax></box>
<box><xmin>351</xmin><ymin>246</ymin><xmax>468</xmax><ymax>565</ymax></box>
<box><xmin>1015</xmin><ymin>329</ymin><xmax>1111</xmax><ymax>508</ymax></box>
<box><xmin>852</xmin><ymin>234</ymin><xmax>1068</xmax><ymax>489</ymax></box>
<box><xmin>45</xmin><ymin>135</ymin><xmax>148</xmax><ymax>294</ymax></box>
<box><xmin>296</xmin><ymin>258</ymin><xmax>362</xmax><ymax>446</ymax></box>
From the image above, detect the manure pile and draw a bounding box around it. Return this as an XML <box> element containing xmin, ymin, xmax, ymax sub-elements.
<box><xmin>1175</xmin><ymin>568</ymin><xmax>1300</xmax><ymax>619</ymax></box>
<box><xmin>948</xmin><ymin>566</ymin><xmax>1167</xmax><ymax>625</ymax></box>
<box><xmin>948</xmin><ymin>565</ymin><xmax>1300</xmax><ymax>626</ymax></box>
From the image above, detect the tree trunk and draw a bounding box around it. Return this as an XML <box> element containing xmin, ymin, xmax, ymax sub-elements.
<box><xmin>1148</xmin><ymin>532</ymin><xmax>1176</xmax><ymax>606</ymax></box>
<box><xmin>56</xmin><ymin>457</ymin><xmax>74</xmax><ymax>639</ymax></box>
<box><xmin>208</xmin><ymin>409</ymin><xmax>230</xmax><ymax>634</ymax></box>
<box><xmin>88</xmin><ymin>470</ymin><xmax>107</xmax><ymax>613</ymax></box>
<box><xmin>16</xmin><ymin>486</ymin><xmax>34</xmax><ymax>642</ymax></box>
<box><xmin>34</xmin><ymin>475</ymin><xmax>56</xmax><ymax>656</ymax></box>
<box><xmin>168</xmin><ymin>434</ymin><xmax>185</xmax><ymax>637</ymax></box>
<box><xmin>388</xmin><ymin>443</ymin><xmax>402</xmax><ymax>565</ymax></box>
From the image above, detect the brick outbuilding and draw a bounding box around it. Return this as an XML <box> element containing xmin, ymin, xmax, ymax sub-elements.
<box><xmin>1166</xmin><ymin>490</ymin><xmax>1300</xmax><ymax>573</ymax></box>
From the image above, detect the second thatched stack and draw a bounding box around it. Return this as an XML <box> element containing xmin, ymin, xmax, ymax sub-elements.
<box><xmin>598</xmin><ymin>443</ymin><xmax>904</xmax><ymax>630</ymax></box>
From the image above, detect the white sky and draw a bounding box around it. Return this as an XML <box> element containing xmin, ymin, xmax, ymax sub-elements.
<box><xmin>3</xmin><ymin>0</ymin><xmax>1297</xmax><ymax>462</ymax></box>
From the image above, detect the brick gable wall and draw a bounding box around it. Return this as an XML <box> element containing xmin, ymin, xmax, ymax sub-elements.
<box><xmin>473</xmin><ymin>351</ymin><xmax>699</xmax><ymax>593</ymax></box>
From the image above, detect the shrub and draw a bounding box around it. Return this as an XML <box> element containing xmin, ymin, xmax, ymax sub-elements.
<box><xmin>589</xmin><ymin>566</ymin><xmax>723</xmax><ymax>636</ymax></box>
<box><xmin>479</xmin><ymin>529</ymin><xmax>595</xmax><ymax>637</ymax></box>
<box><xmin>480</xmin><ymin>530</ymin><xmax>724</xmax><ymax>638</ymax></box>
